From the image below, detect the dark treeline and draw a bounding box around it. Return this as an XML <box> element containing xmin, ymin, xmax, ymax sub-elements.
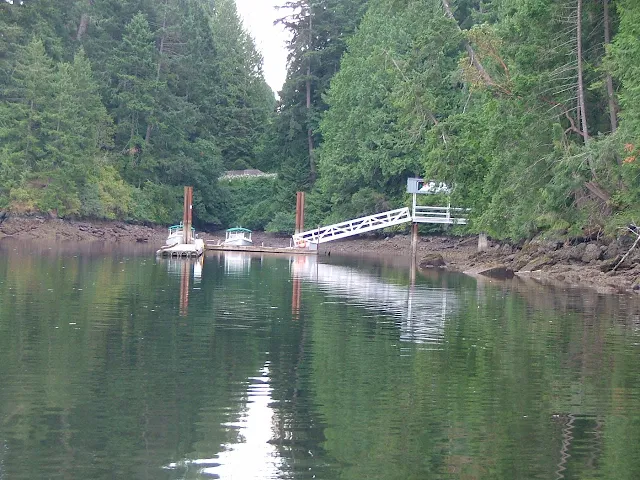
<box><xmin>0</xmin><ymin>0</ymin><xmax>274</xmax><ymax>226</ymax></box>
<box><xmin>2</xmin><ymin>0</ymin><xmax>640</xmax><ymax>240</ymax></box>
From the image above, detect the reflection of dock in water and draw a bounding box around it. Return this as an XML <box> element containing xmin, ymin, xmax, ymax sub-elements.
<box><xmin>224</xmin><ymin>252</ymin><xmax>252</xmax><ymax>275</ymax></box>
<box><xmin>291</xmin><ymin>258</ymin><xmax>456</xmax><ymax>346</ymax></box>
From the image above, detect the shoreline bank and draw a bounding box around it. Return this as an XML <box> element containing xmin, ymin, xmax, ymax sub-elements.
<box><xmin>1</xmin><ymin>215</ymin><xmax>638</xmax><ymax>294</ymax></box>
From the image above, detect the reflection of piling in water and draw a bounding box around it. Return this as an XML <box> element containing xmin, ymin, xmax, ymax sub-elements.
<box><xmin>410</xmin><ymin>255</ymin><xmax>417</xmax><ymax>287</ymax></box>
<box><xmin>555</xmin><ymin>413</ymin><xmax>574</xmax><ymax>480</ymax></box>
<box><xmin>180</xmin><ymin>261</ymin><xmax>190</xmax><ymax>317</ymax></box>
<box><xmin>292</xmin><ymin>276</ymin><xmax>302</xmax><ymax>320</ymax></box>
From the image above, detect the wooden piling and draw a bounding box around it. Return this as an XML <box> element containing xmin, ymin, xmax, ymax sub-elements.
<box><xmin>300</xmin><ymin>191</ymin><xmax>305</xmax><ymax>233</ymax></box>
<box><xmin>295</xmin><ymin>191</ymin><xmax>305</xmax><ymax>234</ymax></box>
<box><xmin>183</xmin><ymin>186</ymin><xmax>193</xmax><ymax>244</ymax></box>
<box><xmin>411</xmin><ymin>222</ymin><xmax>419</xmax><ymax>258</ymax></box>
<box><xmin>478</xmin><ymin>233</ymin><xmax>488</xmax><ymax>252</ymax></box>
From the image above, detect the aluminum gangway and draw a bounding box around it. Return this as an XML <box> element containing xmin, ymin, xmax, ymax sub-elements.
<box><xmin>292</xmin><ymin>205</ymin><xmax>468</xmax><ymax>245</ymax></box>
<box><xmin>293</xmin><ymin>207</ymin><xmax>413</xmax><ymax>245</ymax></box>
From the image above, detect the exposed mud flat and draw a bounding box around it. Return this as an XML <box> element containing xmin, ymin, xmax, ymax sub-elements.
<box><xmin>0</xmin><ymin>214</ymin><xmax>167</xmax><ymax>244</ymax></box>
<box><xmin>1</xmin><ymin>215</ymin><xmax>638</xmax><ymax>293</ymax></box>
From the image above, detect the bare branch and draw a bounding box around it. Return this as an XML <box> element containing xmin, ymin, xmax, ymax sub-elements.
<box><xmin>613</xmin><ymin>225</ymin><xmax>640</xmax><ymax>272</ymax></box>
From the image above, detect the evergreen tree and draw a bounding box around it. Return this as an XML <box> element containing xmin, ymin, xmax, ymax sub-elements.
<box><xmin>207</xmin><ymin>0</ymin><xmax>275</xmax><ymax>170</ymax></box>
<box><xmin>111</xmin><ymin>12</ymin><xmax>157</xmax><ymax>163</ymax></box>
<box><xmin>318</xmin><ymin>0</ymin><xmax>462</xmax><ymax>220</ymax></box>
<box><xmin>610</xmin><ymin>0</ymin><xmax>640</xmax><ymax>137</ymax></box>
<box><xmin>271</xmin><ymin>0</ymin><xmax>369</xmax><ymax>214</ymax></box>
<box><xmin>1</xmin><ymin>38</ymin><xmax>55</xmax><ymax>174</ymax></box>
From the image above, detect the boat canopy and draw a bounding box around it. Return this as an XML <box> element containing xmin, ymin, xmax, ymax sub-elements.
<box><xmin>226</xmin><ymin>227</ymin><xmax>252</xmax><ymax>233</ymax></box>
<box><xmin>168</xmin><ymin>223</ymin><xmax>195</xmax><ymax>234</ymax></box>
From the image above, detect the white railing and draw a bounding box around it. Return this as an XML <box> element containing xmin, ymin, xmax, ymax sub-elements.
<box><xmin>412</xmin><ymin>205</ymin><xmax>468</xmax><ymax>225</ymax></box>
<box><xmin>292</xmin><ymin>204</ymin><xmax>469</xmax><ymax>247</ymax></box>
<box><xmin>293</xmin><ymin>207</ymin><xmax>412</xmax><ymax>245</ymax></box>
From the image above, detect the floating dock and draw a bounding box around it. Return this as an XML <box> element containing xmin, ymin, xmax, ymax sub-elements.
<box><xmin>157</xmin><ymin>240</ymin><xmax>204</xmax><ymax>257</ymax></box>
<box><xmin>205</xmin><ymin>242</ymin><xmax>316</xmax><ymax>255</ymax></box>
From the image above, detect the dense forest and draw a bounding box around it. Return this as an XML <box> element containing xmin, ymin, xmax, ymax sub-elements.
<box><xmin>0</xmin><ymin>0</ymin><xmax>274</xmax><ymax>226</ymax></box>
<box><xmin>2</xmin><ymin>0</ymin><xmax>640</xmax><ymax>240</ymax></box>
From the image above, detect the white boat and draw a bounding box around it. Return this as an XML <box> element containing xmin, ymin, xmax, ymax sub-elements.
<box><xmin>157</xmin><ymin>222</ymin><xmax>204</xmax><ymax>257</ymax></box>
<box><xmin>223</xmin><ymin>227</ymin><xmax>253</xmax><ymax>246</ymax></box>
<box><xmin>165</xmin><ymin>223</ymin><xmax>195</xmax><ymax>246</ymax></box>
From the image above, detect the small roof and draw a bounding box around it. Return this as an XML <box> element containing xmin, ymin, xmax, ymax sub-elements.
<box><xmin>226</xmin><ymin>227</ymin><xmax>252</xmax><ymax>233</ymax></box>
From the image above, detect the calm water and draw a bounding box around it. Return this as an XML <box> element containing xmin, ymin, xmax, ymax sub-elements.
<box><xmin>1</xmin><ymin>242</ymin><xmax>640</xmax><ymax>479</ymax></box>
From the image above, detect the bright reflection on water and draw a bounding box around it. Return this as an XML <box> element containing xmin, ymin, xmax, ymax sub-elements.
<box><xmin>164</xmin><ymin>365</ymin><xmax>281</xmax><ymax>479</ymax></box>
<box><xmin>1</xmin><ymin>241</ymin><xmax>640</xmax><ymax>479</ymax></box>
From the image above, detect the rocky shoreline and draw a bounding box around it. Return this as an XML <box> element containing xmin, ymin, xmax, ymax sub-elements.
<box><xmin>0</xmin><ymin>214</ymin><xmax>168</xmax><ymax>244</ymax></box>
<box><xmin>318</xmin><ymin>234</ymin><xmax>640</xmax><ymax>294</ymax></box>
<box><xmin>1</xmin><ymin>215</ymin><xmax>638</xmax><ymax>293</ymax></box>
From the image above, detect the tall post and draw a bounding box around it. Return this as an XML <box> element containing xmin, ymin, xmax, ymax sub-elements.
<box><xmin>478</xmin><ymin>233</ymin><xmax>488</xmax><ymax>252</ymax></box>
<box><xmin>295</xmin><ymin>192</ymin><xmax>301</xmax><ymax>234</ymax></box>
<box><xmin>412</xmin><ymin>193</ymin><xmax>417</xmax><ymax>218</ymax></box>
<box><xmin>295</xmin><ymin>191</ymin><xmax>305</xmax><ymax>234</ymax></box>
<box><xmin>300</xmin><ymin>192</ymin><xmax>305</xmax><ymax>233</ymax></box>
<box><xmin>183</xmin><ymin>186</ymin><xmax>193</xmax><ymax>244</ymax></box>
<box><xmin>411</xmin><ymin>222</ymin><xmax>419</xmax><ymax>258</ymax></box>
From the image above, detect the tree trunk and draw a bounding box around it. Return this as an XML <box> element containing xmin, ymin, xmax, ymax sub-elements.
<box><xmin>306</xmin><ymin>6</ymin><xmax>315</xmax><ymax>181</ymax></box>
<box><xmin>76</xmin><ymin>13</ymin><xmax>89</xmax><ymax>41</ymax></box>
<box><xmin>26</xmin><ymin>100</ymin><xmax>33</xmax><ymax>159</ymax></box>
<box><xmin>577</xmin><ymin>0</ymin><xmax>589</xmax><ymax>142</ymax></box>
<box><xmin>145</xmin><ymin>124</ymin><xmax>152</xmax><ymax>145</ymax></box>
<box><xmin>441</xmin><ymin>0</ymin><xmax>495</xmax><ymax>88</ymax></box>
<box><xmin>603</xmin><ymin>0</ymin><xmax>618</xmax><ymax>136</ymax></box>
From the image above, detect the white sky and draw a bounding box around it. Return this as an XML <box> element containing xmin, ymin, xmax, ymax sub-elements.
<box><xmin>235</xmin><ymin>0</ymin><xmax>290</xmax><ymax>94</ymax></box>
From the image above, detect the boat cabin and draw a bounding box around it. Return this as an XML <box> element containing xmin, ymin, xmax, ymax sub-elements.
<box><xmin>166</xmin><ymin>223</ymin><xmax>196</xmax><ymax>245</ymax></box>
<box><xmin>224</xmin><ymin>227</ymin><xmax>253</xmax><ymax>246</ymax></box>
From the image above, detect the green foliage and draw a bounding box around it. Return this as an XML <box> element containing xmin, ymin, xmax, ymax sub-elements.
<box><xmin>3</xmin><ymin>0</ymin><xmax>639</xmax><ymax>239</ymax></box>
<box><xmin>318</xmin><ymin>0</ymin><xmax>461</xmax><ymax>223</ymax></box>
<box><xmin>273</xmin><ymin>0</ymin><xmax>369</xmax><ymax>193</ymax></box>
<box><xmin>219</xmin><ymin>177</ymin><xmax>278</xmax><ymax>230</ymax></box>
<box><xmin>265</xmin><ymin>211</ymin><xmax>296</xmax><ymax>235</ymax></box>
<box><xmin>110</xmin><ymin>12</ymin><xmax>158</xmax><ymax>153</ymax></box>
<box><xmin>80</xmin><ymin>164</ymin><xmax>133</xmax><ymax>219</ymax></box>
<box><xmin>312</xmin><ymin>0</ymin><xmax>635</xmax><ymax>241</ymax></box>
<box><xmin>609</xmin><ymin>0</ymin><xmax>640</xmax><ymax>136</ymax></box>
<box><xmin>129</xmin><ymin>182</ymin><xmax>182</xmax><ymax>225</ymax></box>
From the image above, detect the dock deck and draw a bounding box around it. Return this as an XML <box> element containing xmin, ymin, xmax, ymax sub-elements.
<box><xmin>205</xmin><ymin>243</ymin><xmax>315</xmax><ymax>255</ymax></box>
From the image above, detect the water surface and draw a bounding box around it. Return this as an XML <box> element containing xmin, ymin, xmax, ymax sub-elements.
<box><xmin>1</xmin><ymin>242</ymin><xmax>640</xmax><ymax>479</ymax></box>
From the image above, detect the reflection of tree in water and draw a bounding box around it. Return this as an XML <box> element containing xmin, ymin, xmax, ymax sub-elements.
<box><xmin>2</xmin><ymin>251</ymin><xmax>640</xmax><ymax>479</ymax></box>
<box><xmin>0</xmin><ymin>252</ymin><xmax>271</xmax><ymax>478</ymax></box>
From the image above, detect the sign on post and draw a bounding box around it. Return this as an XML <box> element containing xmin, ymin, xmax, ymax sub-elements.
<box><xmin>407</xmin><ymin>178</ymin><xmax>452</xmax><ymax>195</ymax></box>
